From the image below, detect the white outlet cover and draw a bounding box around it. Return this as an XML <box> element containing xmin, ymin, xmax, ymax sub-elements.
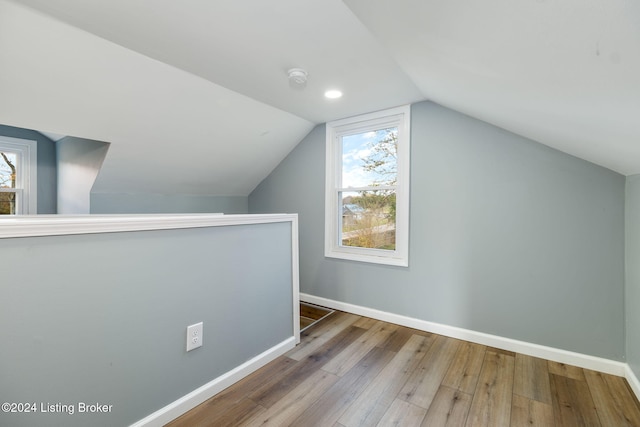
<box><xmin>186</xmin><ymin>322</ymin><xmax>203</xmax><ymax>352</ymax></box>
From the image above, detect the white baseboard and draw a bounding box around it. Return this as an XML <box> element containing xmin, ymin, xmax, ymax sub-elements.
<box><xmin>626</xmin><ymin>364</ymin><xmax>640</xmax><ymax>401</ymax></box>
<box><xmin>130</xmin><ymin>337</ymin><xmax>296</xmax><ymax>427</ymax></box>
<box><xmin>301</xmin><ymin>293</ymin><xmax>636</xmax><ymax>386</ymax></box>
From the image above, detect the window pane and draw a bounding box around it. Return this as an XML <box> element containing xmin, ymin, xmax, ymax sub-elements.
<box><xmin>0</xmin><ymin>151</ymin><xmax>17</xmax><ymax>189</ymax></box>
<box><xmin>341</xmin><ymin>127</ymin><xmax>397</xmax><ymax>188</ymax></box>
<box><xmin>340</xmin><ymin>190</ymin><xmax>396</xmax><ymax>250</ymax></box>
<box><xmin>0</xmin><ymin>192</ymin><xmax>16</xmax><ymax>215</ymax></box>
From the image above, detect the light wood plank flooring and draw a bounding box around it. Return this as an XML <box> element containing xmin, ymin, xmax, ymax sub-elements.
<box><xmin>166</xmin><ymin>310</ymin><xmax>640</xmax><ymax>427</ymax></box>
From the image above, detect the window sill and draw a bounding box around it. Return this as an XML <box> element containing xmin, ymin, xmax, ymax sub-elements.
<box><xmin>325</xmin><ymin>248</ymin><xmax>408</xmax><ymax>267</ymax></box>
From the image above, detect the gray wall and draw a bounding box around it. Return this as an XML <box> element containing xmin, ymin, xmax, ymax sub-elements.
<box><xmin>0</xmin><ymin>125</ymin><xmax>248</xmax><ymax>215</ymax></box>
<box><xmin>250</xmin><ymin>101</ymin><xmax>626</xmax><ymax>361</ymax></box>
<box><xmin>91</xmin><ymin>193</ymin><xmax>248</xmax><ymax>214</ymax></box>
<box><xmin>626</xmin><ymin>175</ymin><xmax>640</xmax><ymax>379</ymax></box>
<box><xmin>0</xmin><ymin>124</ymin><xmax>57</xmax><ymax>213</ymax></box>
<box><xmin>57</xmin><ymin>136</ymin><xmax>110</xmax><ymax>214</ymax></box>
<box><xmin>0</xmin><ymin>222</ymin><xmax>293</xmax><ymax>427</ymax></box>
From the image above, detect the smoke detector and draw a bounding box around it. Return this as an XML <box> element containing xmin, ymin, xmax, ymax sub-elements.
<box><xmin>287</xmin><ymin>68</ymin><xmax>308</xmax><ymax>87</ymax></box>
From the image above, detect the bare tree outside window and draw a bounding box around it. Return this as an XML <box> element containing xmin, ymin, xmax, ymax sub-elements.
<box><xmin>0</xmin><ymin>152</ymin><xmax>17</xmax><ymax>214</ymax></box>
<box><xmin>341</xmin><ymin>128</ymin><xmax>398</xmax><ymax>250</ymax></box>
<box><xmin>326</xmin><ymin>105</ymin><xmax>410</xmax><ymax>266</ymax></box>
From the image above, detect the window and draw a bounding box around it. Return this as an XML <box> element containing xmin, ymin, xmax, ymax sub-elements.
<box><xmin>0</xmin><ymin>136</ymin><xmax>37</xmax><ymax>215</ymax></box>
<box><xmin>325</xmin><ymin>105</ymin><xmax>410</xmax><ymax>266</ymax></box>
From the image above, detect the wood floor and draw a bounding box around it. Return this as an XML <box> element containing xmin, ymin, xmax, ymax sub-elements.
<box><xmin>166</xmin><ymin>310</ymin><xmax>640</xmax><ymax>427</ymax></box>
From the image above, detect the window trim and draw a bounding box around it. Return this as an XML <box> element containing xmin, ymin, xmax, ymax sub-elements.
<box><xmin>0</xmin><ymin>135</ymin><xmax>37</xmax><ymax>214</ymax></box>
<box><xmin>325</xmin><ymin>105</ymin><xmax>410</xmax><ymax>267</ymax></box>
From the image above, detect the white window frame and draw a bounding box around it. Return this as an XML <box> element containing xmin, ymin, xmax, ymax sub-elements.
<box><xmin>325</xmin><ymin>105</ymin><xmax>410</xmax><ymax>267</ymax></box>
<box><xmin>0</xmin><ymin>135</ymin><xmax>37</xmax><ymax>215</ymax></box>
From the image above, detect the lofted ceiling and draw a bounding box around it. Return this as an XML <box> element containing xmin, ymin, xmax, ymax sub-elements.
<box><xmin>1</xmin><ymin>0</ymin><xmax>639</xmax><ymax>199</ymax></box>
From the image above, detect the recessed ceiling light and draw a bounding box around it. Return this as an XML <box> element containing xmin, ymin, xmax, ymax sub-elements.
<box><xmin>324</xmin><ymin>89</ymin><xmax>343</xmax><ymax>99</ymax></box>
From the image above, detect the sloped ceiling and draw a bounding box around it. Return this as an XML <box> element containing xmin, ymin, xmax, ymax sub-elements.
<box><xmin>345</xmin><ymin>0</ymin><xmax>640</xmax><ymax>175</ymax></box>
<box><xmin>1</xmin><ymin>0</ymin><xmax>639</xmax><ymax>199</ymax></box>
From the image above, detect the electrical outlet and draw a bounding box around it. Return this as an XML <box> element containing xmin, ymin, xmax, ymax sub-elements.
<box><xmin>186</xmin><ymin>322</ymin><xmax>203</xmax><ymax>351</ymax></box>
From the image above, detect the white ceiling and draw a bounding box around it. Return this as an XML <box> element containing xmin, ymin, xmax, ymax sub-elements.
<box><xmin>345</xmin><ymin>0</ymin><xmax>640</xmax><ymax>175</ymax></box>
<box><xmin>1</xmin><ymin>0</ymin><xmax>639</xmax><ymax>198</ymax></box>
